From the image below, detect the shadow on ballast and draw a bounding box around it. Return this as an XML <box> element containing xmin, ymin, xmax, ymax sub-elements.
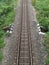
<box><xmin>37</xmin><ymin>23</ymin><xmax>45</xmax><ymax>35</ymax></box>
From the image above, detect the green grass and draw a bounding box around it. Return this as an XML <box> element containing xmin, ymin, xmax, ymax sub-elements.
<box><xmin>0</xmin><ymin>38</ymin><xmax>5</xmax><ymax>49</ymax></box>
<box><xmin>44</xmin><ymin>33</ymin><xmax>49</xmax><ymax>65</ymax></box>
<box><xmin>46</xmin><ymin>57</ymin><xmax>49</xmax><ymax>65</ymax></box>
<box><xmin>0</xmin><ymin>51</ymin><xmax>3</xmax><ymax>61</ymax></box>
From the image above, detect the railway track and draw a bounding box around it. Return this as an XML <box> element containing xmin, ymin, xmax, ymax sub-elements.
<box><xmin>17</xmin><ymin>0</ymin><xmax>33</xmax><ymax>65</ymax></box>
<box><xmin>2</xmin><ymin>0</ymin><xmax>45</xmax><ymax>65</ymax></box>
<box><xmin>1</xmin><ymin>0</ymin><xmax>46</xmax><ymax>64</ymax></box>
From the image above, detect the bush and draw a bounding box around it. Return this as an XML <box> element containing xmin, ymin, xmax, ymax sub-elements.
<box><xmin>32</xmin><ymin>0</ymin><xmax>49</xmax><ymax>32</ymax></box>
<box><xmin>39</xmin><ymin>17</ymin><xmax>49</xmax><ymax>31</ymax></box>
<box><xmin>0</xmin><ymin>30</ymin><xmax>4</xmax><ymax>38</ymax></box>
